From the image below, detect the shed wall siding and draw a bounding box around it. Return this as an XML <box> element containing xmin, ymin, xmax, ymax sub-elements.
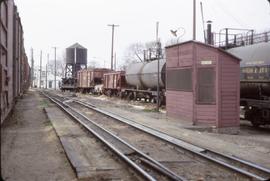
<box><xmin>179</xmin><ymin>44</ymin><xmax>193</xmax><ymax>67</ymax></box>
<box><xmin>195</xmin><ymin>44</ymin><xmax>217</xmax><ymax>125</ymax></box>
<box><xmin>196</xmin><ymin>44</ymin><xmax>217</xmax><ymax>66</ymax></box>
<box><xmin>166</xmin><ymin>44</ymin><xmax>193</xmax><ymax>68</ymax></box>
<box><xmin>166</xmin><ymin>48</ymin><xmax>179</xmax><ymax>68</ymax></box>
<box><xmin>220</xmin><ymin>54</ymin><xmax>240</xmax><ymax>127</ymax></box>
<box><xmin>196</xmin><ymin>105</ymin><xmax>216</xmax><ymax>124</ymax></box>
<box><xmin>166</xmin><ymin>90</ymin><xmax>193</xmax><ymax>121</ymax></box>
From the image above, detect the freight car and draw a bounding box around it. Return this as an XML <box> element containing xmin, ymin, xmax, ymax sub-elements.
<box><xmin>103</xmin><ymin>59</ymin><xmax>166</xmax><ymax>104</ymax></box>
<box><xmin>103</xmin><ymin>71</ymin><xmax>127</xmax><ymax>97</ymax></box>
<box><xmin>0</xmin><ymin>1</ymin><xmax>30</xmax><ymax>123</ymax></box>
<box><xmin>228</xmin><ymin>41</ymin><xmax>270</xmax><ymax>126</ymax></box>
<box><xmin>77</xmin><ymin>68</ymin><xmax>111</xmax><ymax>93</ymax></box>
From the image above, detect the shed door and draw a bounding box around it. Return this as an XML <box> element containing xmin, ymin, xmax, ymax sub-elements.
<box><xmin>197</xmin><ymin>68</ymin><xmax>215</xmax><ymax>104</ymax></box>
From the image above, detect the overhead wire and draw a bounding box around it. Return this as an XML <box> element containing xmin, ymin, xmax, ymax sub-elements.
<box><xmin>212</xmin><ymin>0</ymin><xmax>249</xmax><ymax>28</ymax></box>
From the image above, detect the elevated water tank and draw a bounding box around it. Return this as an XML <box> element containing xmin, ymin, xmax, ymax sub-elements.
<box><xmin>66</xmin><ymin>43</ymin><xmax>87</xmax><ymax>65</ymax></box>
<box><xmin>76</xmin><ymin>47</ymin><xmax>87</xmax><ymax>64</ymax></box>
<box><xmin>66</xmin><ymin>48</ymin><xmax>75</xmax><ymax>64</ymax></box>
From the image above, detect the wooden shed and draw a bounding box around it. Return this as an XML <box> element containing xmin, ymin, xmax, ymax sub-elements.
<box><xmin>165</xmin><ymin>41</ymin><xmax>241</xmax><ymax>129</ymax></box>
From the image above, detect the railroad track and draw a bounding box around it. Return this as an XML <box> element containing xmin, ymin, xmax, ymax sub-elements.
<box><xmin>42</xmin><ymin>91</ymin><xmax>184</xmax><ymax>181</ymax></box>
<box><xmin>42</xmin><ymin>91</ymin><xmax>270</xmax><ymax>181</ymax></box>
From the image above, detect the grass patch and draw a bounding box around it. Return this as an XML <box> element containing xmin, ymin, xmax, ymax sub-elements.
<box><xmin>143</xmin><ymin>108</ymin><xmax>159</xmax><ymax>112</ymax></box>
<box><xmin>43</xmin><ymin>120</ymin><xmax>52</xmax><ymax>126</ymax></box>
<box><xmin>40</xmin><ymin>99</ymin><xmax>49</xmax><ymax>108</ymax></box>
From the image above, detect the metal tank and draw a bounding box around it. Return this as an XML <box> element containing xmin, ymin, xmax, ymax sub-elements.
<box><xmin>66</xmin><ymin>48</ymin><xmax>75</xmax><ymax>64</ymax></box>
<box><xmin>66</xmin><ymin>43</ymin><xmax>87</xmax><ymax>64</ymax></box>
<box><xmin>141</xmin><ymin>59</ymin><xmax>166</xmax><ymax>88</ymax></box>
<box><xmin>227</xmin><ymin>42</ymin><xmax>270</xmax><ymax>67</ymax></box>
<box><xmin>76</xmin><ymin>46</ymin><xmax>87</xmax><ymax>64</ymax></box>
<box><xmin>125</xmin><ymin>62</ymin><xmax>146</xmax><ymax>89</ymax></box>
<box><xmin>227</xmin><ymin>42</ymin><xmax>270</xmax><ymax>99</ymax></box>
<box><xmin>125</xmin><ymin>59</ymin><xmax>166</xmax><ymax>89</ymax></box>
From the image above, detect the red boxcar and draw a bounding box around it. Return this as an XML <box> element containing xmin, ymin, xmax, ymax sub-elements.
<box><xmin>103</xmin><ymin>71</ymin><xmax>127</xmax><ymax>96</ymax></box>
<box><xmin>77</xmin><ymin>68</ymin><xmax>111</xmax><ymax>93</ymax></box>
<box><xmin>1</xmin><ymin>1</ymin><xmax>29</xmax><ymax>123</ymax></box>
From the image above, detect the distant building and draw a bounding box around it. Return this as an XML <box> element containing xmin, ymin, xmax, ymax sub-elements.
<box><xmin>33</xmin><ymin>67</ymin><xmax>62</xmax><ymax>89</ymax></box>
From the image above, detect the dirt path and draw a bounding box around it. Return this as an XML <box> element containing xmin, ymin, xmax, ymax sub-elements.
<box><xmin>1</xmin><ymin>89</ymin><xmax>77</xmax><ymax>181</ymax></box>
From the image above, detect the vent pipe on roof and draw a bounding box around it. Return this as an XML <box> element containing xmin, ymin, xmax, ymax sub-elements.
<box><xmin>207</xmin><ymin>20</ymin><xmax>213</xmax><ymax>45</ymax></box>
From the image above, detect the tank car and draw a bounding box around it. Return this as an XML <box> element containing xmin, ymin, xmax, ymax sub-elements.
<box><xmin>103</xmin><ymin>59</ymin><xmax>166</xmax><ymax>104</ymax></box>
<box><xmin>123</xmin><ymin>59</ymin><xmax>166</xmax><ymax>104</ymax></box>
<box><xmin>228</xmin><ymin>42</ymin><xmax>270</xmax><ymax>126</ymax></box>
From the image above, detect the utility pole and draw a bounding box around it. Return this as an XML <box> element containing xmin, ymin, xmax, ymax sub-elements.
<box><xmin>39</xmin><ymin>50</ymin><xmax>42</xmax><ymax>89</ymax></box>
<box><xmin>114</xmin><ymin>53</ymin><xmax>116</xmax><ymax>70</ymax></box>
<box><xmin>193</xmin><ymin>0</ymin><xmax>196</xmax><ymax>40</ymax></box>
<box><xmin>52</xmin><ymin>47</ymin><xmax>57</xmax><ymax>90</ymax></box>
<box><xmin>108</xmin><ymin>24</ymin><xmax>119</xmax><ymax>70</ymax></box>
<box><xmin>200</xmin><ymin>1</ymin><xmax>206</xmax><ymax>43</ymax></box>
<box><xmin>31</xmin><ymin>48</ymin><xmax>34</xmax><ymax>88</ymax></box>
<box><xmin>156</xmin><ymin>22</ymin><xmax>160</xmax><ymax>111</ymax></box>
<box><xmin>46</xmin><ymin>54</ymin><xmax>49</xmax><ymax>89</ymax></box>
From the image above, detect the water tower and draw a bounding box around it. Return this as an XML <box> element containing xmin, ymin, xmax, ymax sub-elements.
<box><xmin>65</xmin><ymin>43</ymin><xmax>87</xmax><ymax>78</ymax></box>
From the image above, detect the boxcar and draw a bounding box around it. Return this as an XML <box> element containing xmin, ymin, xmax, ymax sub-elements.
<box><xmin>1</xmin><ymin>1</ymin><xmax>29</xmax><ymax>123</ymax></box>
<box><xmin>103</xmin><ymin>71</ymin><xmax>127</xmax><ymax>96</ymax></box>
<box><xmin>77</xmin><ymin>68</ymin><xmax>111</xmax><ymax>93</ymax></box>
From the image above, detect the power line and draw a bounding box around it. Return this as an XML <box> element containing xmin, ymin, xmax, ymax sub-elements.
<box><xmin>214</xmin><ymin>0</ymin><xmax>249</xmax><ymax>28</ymax></box>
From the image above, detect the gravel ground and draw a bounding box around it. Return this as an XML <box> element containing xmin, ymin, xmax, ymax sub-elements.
<box><xmin>71</xmin><ymin>92</ymin><xmax>270</xmax><ymax>169</ymax></box>
<box><xmin>1</xmin><ymin>89</ymin><xmax>77</xmax><ymax>181</ymax></box>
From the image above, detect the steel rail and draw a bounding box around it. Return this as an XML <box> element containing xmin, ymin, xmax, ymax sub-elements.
<box><xmin>73</xmin><ymin>99</ymin><xmax>270</xmax><ymax>181</ymax></box>
<box><xmin>42</xmin><ymin>92</ymin><xmax>185</xmax><ymax>181</ymax></box>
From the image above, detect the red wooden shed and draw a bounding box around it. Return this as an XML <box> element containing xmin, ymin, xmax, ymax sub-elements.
<box><xmin>165</xmin><ymin>41</ymin><xmax>241</xmax><ymax>129</ymax></box>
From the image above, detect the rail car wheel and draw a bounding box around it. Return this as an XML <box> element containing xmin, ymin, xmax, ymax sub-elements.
<box><xmin>246</xmin><ymin>108</ymin><xmax>261</xmax><ymax>127</ymax></box>
<box><xmin>107</xmin><ymin>90</ymin><xmax>112</xmax><ymax>97</ymax></box>
<box><xmin>121</xmin><ymin>92</ymin><xmax>128</xmax><ymax>99</ymax></box>
<box><xmin>153</xmin><ymin>97</ymin><xmax>162</xmax><ymax>107</ymax></box>
<box><xmin>118</xmin><ymin>91</ymin><xmax>124</xmax><ymax>99</ymax></box>
<box><xmin>251</xmin><ymin>120</ymin><xmax>261</xmax><ymax>127</ymax></box>
<box><xmin>127</xmin><ymin>92</ymin><xmax>134</xmax><ymax>100</ymax></box>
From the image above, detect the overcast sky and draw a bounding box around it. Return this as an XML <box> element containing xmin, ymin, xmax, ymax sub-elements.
<box><xmin>14</xmin><ymin>0</ymin><xmax>270</xmax><ymax>69</ymax></box>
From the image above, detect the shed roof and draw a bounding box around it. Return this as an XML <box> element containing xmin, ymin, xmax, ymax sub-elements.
<box><xmin>67</xmin><ymin>43</ymin><xmax>86</xmax><ymax>49</ymax></box>
<box><xmin>165</xmin><ymin>40</ymin><xmax>241</xmax><ymax>61</ymax></box>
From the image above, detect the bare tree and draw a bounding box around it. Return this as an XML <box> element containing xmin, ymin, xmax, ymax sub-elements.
<box><xmin>122</xmin><ymin>41</ymin><xmax>161</xmax><ymax>68</ymax></box>
<box><xmin>47</xmin><ymin>59</ymin><xmax>65</xmax><ymax>77</ymax></box>
<box><xmin>123</xmin><ymin>43</ymin><xmax>144</xmax><ymax>64</ymax></box>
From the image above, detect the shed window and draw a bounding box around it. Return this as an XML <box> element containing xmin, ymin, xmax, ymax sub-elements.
<box><xmin>167</xmin><ymin>68</ymin><xmax>192</xmax><ymax>91</ymax></box>
<box><xmin>197</xmin><ymin>68</ymin><xmax>215</xmax><ymax>104</ymax></box>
